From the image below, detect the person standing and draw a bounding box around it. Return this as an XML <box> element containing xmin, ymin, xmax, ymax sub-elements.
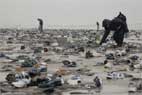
<box><xmin>37</xmin><ymin>18</ymin><xmax>43</xmax><ymax>32</ymax></box>
<box><xmin>96</xmin><ymin>22</ymin><xmax>99</xmax><ymax>32</ymax></box>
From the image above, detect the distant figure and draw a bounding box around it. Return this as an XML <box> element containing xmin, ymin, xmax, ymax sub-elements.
<box><xmin>96</xmin><ymin>22</ymin><xmax>99</xmax><ymax>32</ymax></box>
<box><xmin>37</xmin><ymin>18</ymin><xmax>43</xmax><ymax>32</ymax></box>
<box><xmin>100</xmin><ymin>12</ymin><xmax>129</xmax><ymax>47</ymax></box>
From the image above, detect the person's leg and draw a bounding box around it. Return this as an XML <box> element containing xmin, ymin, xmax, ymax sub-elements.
<box><xmin>41</xmin><ymin>25</ymin><xmax>43</xmax><ymax>32</ymax></box>
<box><xmin>118</xmin><ymin>31</ymin><xmax>125</xmax><ymax>46</ymax></box>
<box><xmin>38</xmin><ymin>24</ymin><xmax>43</xmax><ymax>32</ymax></box>
<box><xmin>113</xmin><ymin>30</ymin><xmax>124</xmax><ymax>47</ymax></box>
<box><xmin>113</xmin><ymin>32</ymin><xmax>117</xmax><ymax>42</ymax></box>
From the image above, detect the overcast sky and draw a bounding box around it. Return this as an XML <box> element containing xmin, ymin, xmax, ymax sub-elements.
<box><xmin>0</xmin><ymin>0</ymin><xmax>141</xmax><ymax>29</ymax></box>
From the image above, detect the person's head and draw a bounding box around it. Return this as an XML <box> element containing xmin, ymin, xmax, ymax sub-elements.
<box><xmin>37</xmin><ymin>18</ymin><xmax>40</xmax><ymax>21</ymax></box>
<box><xmin>102</xmin><ymin>19</ymin><xmax>111</xmax><ymax>29</ymax></box>
<box><xmin>117</xmin><ymin>12</ymin><xmax>126</xmax><ymax>22</ymax></box>
<box><xmin>37</xmin><ymin>18</ymin><xmax>42</xmax><ymax>22</ymax></box>
<box><xmin>119</xmin><ymin>12</ymin><xmax>122</xmax><ymax>15</ymax></box>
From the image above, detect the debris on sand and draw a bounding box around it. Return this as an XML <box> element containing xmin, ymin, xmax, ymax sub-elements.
<box><xmin>1</xmin><ymin>28</ymin><xmax>142</xmax><ymax>95</ymax></box>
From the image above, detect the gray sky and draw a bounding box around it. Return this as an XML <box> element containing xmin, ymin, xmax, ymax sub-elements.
<box><xmin>0</xmin><ymin>0</ymin><xmax>141</xmax><ymax>29</ymax></box>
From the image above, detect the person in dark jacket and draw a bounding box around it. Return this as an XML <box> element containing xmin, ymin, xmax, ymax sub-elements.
<box><xmin>100</xmin><ymin>12</ymin><xmax>129</xmax><ymax>47</ymax></box>
<box><xmin>37</xmin><ymin>18</ymin><xmax>43</xmax><ymax>32</ymax></box>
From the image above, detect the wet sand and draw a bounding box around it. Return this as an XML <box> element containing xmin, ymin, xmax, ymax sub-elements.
<box><xmin>0</xmin><ymin>29</ymin><xmax>142</xmax><ymax>95</ymax></box>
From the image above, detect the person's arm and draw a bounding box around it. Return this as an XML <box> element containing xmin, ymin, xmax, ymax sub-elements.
<box><xmin>100</xmin><ymin>29</ymin><xmax>110</xmax><ymax>45</ymax></box>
